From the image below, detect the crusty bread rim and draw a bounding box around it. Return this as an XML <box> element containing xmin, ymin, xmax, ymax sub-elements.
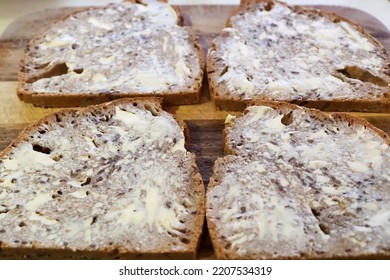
<box><xmin>237</xmin><ymin>0</ymin><xmax>390</xmax><ymax>63</ymax></box>
<box><xmin>206</xmin><ymin>0</ymin><xmax>390</xmax><ymax>112</ymax></box>
<box><xmin>219</xmin><ymin>100</ymin><xmax>390</xmax><ymax>156</ymax></box>
<box><xmin>17</xmin><ymin>1</ymin><xmax>204</xmax><ymax>107</ymax></box>
<box><xmin>207</xmin><ymin>100</ymin><xmax>390</xmax><ymax>259</ymax></box>
<box><xmin>0</xmin><ymin>97</ymin><xmax>205</xmax><ymax>259</ymax></box>
<box><xmin>224</xmin><ymin>100</ymin><xmax>390</xmax><ymax>153</ymax></box>
<box><xmin>208</xmin><ymin>89</ymin><xmax>390</xmax><ymax>112</ymax></box>
<box><xmin>207</xmin><ymin>158</ymin><xmax>390</xmax><ymax>260</ymax></box>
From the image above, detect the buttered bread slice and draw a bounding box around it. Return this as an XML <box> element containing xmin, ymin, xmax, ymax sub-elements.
<box><xmin>207</xmin><ymin>102</ymin><xmax>390</xmax><ymax>259</ymax></box>
<box><xmin>207</xmin><ymin>0</ymin><xmax>390</xmax><ymax>111</ymax></box>
<box><xmin>17</xmin><ymin>0</ymin><xmax>203</xmax><ymax>107</ymax></box>
<box><xmin>0</xmin><ymin>98</ymin><xmax>204</xmax><ymax>259</ymax></box>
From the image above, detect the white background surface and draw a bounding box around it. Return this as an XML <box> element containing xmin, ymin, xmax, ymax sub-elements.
<box><xmin>0</xmin><ymin>0</ymin><xmax>389</xmax><ymax>34</ymax></box>
<box><xmin>2</xmin><ymin>260</ymin><xmax>390</xmax><ymax>280</ymax></box>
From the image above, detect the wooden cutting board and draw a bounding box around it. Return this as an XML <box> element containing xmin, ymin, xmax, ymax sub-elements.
<box><xmin>0</xmin><ymin>4</ymin><xmax>390</xmax><ymax>259</ymax></box>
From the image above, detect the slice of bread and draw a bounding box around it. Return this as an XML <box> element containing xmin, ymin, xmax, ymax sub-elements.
<box><xmin>17</xmin><ymin>0</ymin><xmax>204</xmax><ymax>107</ymax></box>
<box><xmin>207</xmin><ymin>101</ymin><xmax>390</xmax><ymax>259</ymax></box>
<box><xmin>0</xmin><ymin>98</ymin><xmax>204</xmax><ymax>259</ymax></box>
<box><xmin>207</xmin><ymin>0</ymin><xmax>390</xmax><ymax>112</ymax></box>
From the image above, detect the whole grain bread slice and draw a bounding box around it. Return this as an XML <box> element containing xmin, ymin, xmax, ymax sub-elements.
<box><xmin>207</xmin><ymin>0</ymin><xmax>390</xmax><ymax>112</ymax></box>
<box><xmin>17</xmin><ymin>0</ymin><xmax>204</xmax><ymax>107</ymax></box>
<box><xmin>0</xmin><ymin>97</ymin><xmax>204</xmax><ymax>259</ymax></box>
<box><xmin>207</xmin><ymin>101</ymin><xmax>390</xmax><ymax>259</ymax></box>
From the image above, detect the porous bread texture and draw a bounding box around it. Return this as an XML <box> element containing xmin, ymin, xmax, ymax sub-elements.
<box><xmin>207</xmin><ymin>0</ymin><xmax>390</xmax><ymax>112</ymax></box>
<box><xmin>17</xmin><ymin>0</ymin><xmax>204</xmax><ymax>107</ymax></box>
<box><xmin>207</xmin><ymin>102</ymin><xmax>390</xmax><ymax>259</ymax></box>
<box><xmin>0</xmin><ymin>98</ymin><xmax>205</xmax><ymax>259</ymax></box>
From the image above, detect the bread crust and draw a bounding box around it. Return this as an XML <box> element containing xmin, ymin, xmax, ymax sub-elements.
<box><xmin>0</xmin><ymin>97</ymin><xmax>205</xmax><ymax>259</ymax></box>
<box><xmin>227</xmin><ymin>100</ymin><xmax>390</xmax><ymax>147</ymax></box>
<box><xmin>17</xmin><ymin>2</ymin><xmax>204</xmax><ymax>107</ymax></box>
<box><xmin>207</xmin><ymin>157</ymin><xmax>390</xmax><ymax>260</ymax></box>
<box><xmin>207</xmin><ymin>101</ymin><xmax>390</xmax><ymax>259</ymax></box>
<box><xmin>207</xmin><ymin>0</ymin><xmax>390</xmax><ymax>112</ymax></box>
<box><xmin>222</xmin><ymin>100</ymin><xmax>390</xmax><ymax>155</ymax></box>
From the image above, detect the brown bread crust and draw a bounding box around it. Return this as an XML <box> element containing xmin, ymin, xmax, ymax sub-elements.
<box><xmin>0</xmin><ymin>98</ymin><xmax>205</xmax><ymax>259</ymax></box>
<box><xmin>207</xmin><ymin>101</ymin><xmax>390</xmax><ymax>259</ymax></box>
<box><xmin>17</xmin><ymin>1</ymin><xmax>204</xmax><ymax>107</ymax></box>
<box><xmin>207</xmin><ymin>0</ymin><xmax>390</xmax><ymax>112</ymax></box>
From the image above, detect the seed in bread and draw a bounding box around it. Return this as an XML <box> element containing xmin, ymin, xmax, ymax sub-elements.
<box><xmin>207</xmin><ymin>0</ymin><xmax>390</xmax><ymax>111</ymax></box>
<box><xmin>0</xmin><ymin>98</ymin><xmax>204</xmax><ymax>259</ymax></box>
<box><xmin>207</xmin><ymin>102</ymin><xmax>390</xmax><ymax>259</ymax></box>
<box><xmin>17</xmin><ymin>0</ymin><xmax>204</xmax><ymax>107</ymax></box>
